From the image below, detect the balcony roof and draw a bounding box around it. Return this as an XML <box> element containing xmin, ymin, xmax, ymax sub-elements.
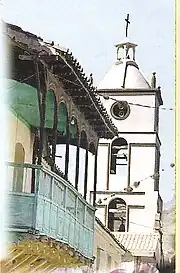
<box><xmin>4</xmin><ymin>22</ymin><xmax>119</xmax><ymax>139</ymax></box>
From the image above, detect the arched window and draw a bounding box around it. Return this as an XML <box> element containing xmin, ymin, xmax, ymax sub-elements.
<box><xmin>110</xmin><ymin>138</ymin><xmax>128</xmax><ymax>176</ymax></box>
<box><xmin>55</xmin><ymin>103</ymin><xmax>69</xmax><ymax>173</ymax></box>
<box><xmin>69</xmin><ymin>116</ymin><xmax>79</xmax><ymax>146</ymax></box>
<box><xmin>108</xmin><ymin>198</ymin><xmax>127</xmax><ymax>232</ymax></box>
<box><xmin>57</xmin><ymin>103</ymin><xmax>68</xmax><ymax>139</ymax></box>
<box><xmin>13</xmin><ymin>142</ymin><xmax>25</xmax><ymax>192</ymax></box>
<box><xmin>44</xmin><ymin>89</ymin><xmax>57</xmax><ymax>160</ymax></box>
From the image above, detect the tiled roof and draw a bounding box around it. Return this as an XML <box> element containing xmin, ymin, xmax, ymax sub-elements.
<box><xmin>113</xmin><ymin>232</ymin><xmax>159</xmax><ymax>257</ymax></box>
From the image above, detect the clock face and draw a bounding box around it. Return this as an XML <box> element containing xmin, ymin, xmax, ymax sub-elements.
<box><xmin>110</xmin><ymin>101</ymin><xmax>130</xmax><ymax>120</ymax></box>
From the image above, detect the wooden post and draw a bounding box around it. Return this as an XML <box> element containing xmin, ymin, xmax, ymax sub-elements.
<box><xmin>75</xmin><ymin>138</ymin><xmax>80</xmax><ymax>190</ymax></box>
<box><xmin>64</xmin><ymin>121</ymin><xmax>70</xmax><ymax>179</ymax></box>
<box><xmin>34</xmin><ymin>60</ymin><xmax>47</xmax><ymax>165</ymax></box>
<box><xmin>83</xmin><ymin>149</ymin><xmax>89</xmax><ymax>200</ymax></box>
<box><xmin>51</xmin><ymin>96</ymin><xmax>58</xmax><ymax>172</ymax></box>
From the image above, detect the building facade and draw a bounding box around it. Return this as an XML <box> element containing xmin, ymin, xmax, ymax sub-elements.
<box><xmin>90</xmin><ymin>29</ymin><xmax>164</xmax><ymax>270</ymax></box>
<box><xmin>4</xmin><ymin>22</ymin><xmax>124</xmax><ymax>272</ymax></box>
<box><xmin>93</xmin><ymin>217</ymin><xmax>130</xmax><ymax>273</ymax></box>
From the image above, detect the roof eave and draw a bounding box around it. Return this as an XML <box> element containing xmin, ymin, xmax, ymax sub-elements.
<box><xmin>97</xmin><ymin>87</ymin><xmax>163</xmax><ymax>106</ymax></box>
<box><xmin>5</xmin><ymin>22</ymin><xmax>119</xmax><ymax>138</ymax></box>
<box><xmin>95</xmin><ymin>217</ymin><xmax>130</xmax><ymax>254</ymax></box>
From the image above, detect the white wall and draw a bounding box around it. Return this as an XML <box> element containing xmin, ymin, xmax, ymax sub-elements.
<box><xmin>95</xmin><ymin>190</ymin><xmax>158</xmax><ymax>233</ymax></box>
<box><xmin>8</xmin><ymin>110</ymin><xmax>34</xmax><ymax>164</ymax></box>
<box><xmin>87</xmin><ymin>151</ymin><xmax>95</xmax><ymax>202</ymax></box>
<box><xmin>93</xmin><ymin>220</ymin><xmax>126</xmax><ymax>273</ymax></box>
<box><xmin>97</xmin><ymin>144</ymin><xmax>110</xmax><ymax>191</ymax></box>
<box><xmin>8</xmin><ymin>110</ymin><xmax>34</xmax><ymax>192</ymax></box>
<box><xmin>96</xmin><ymin>94</ymin><xmax>159</xmax><ymax>231</ymax></box>
<box><xmin>100</xmin><ymin>94</ymin><xmax>156</xmax><ymax>133</ymax></box>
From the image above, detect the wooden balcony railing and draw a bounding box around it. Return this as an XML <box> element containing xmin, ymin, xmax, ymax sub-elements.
<box><xmin>6</xmin><ymin>162</ymin><xmax>95</xmax><ymax>259</ymax></box>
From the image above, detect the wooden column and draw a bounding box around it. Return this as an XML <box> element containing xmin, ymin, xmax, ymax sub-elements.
<box><xmin>64</xmin><ymin>121</ymin><xmax>70</xmax><ymax>179</ymax></box>
<box><xmin>51</xmin><ymin>98</ymin><xmax>58</xmax><ymax>172</ymax></box>
<box><xmin>75</xmin><ymin>138</ymin><xmax>80</xmax><ymax>190</ymax></box>
<box><xmin>93</xmin><ymin>149</ymin><xmax>98</xmax><ymax>206</ymax></box>
<box><xmin>31</xmin><ymin>131</ymin><xmax>39</xmax><ymax>193</ymax></box>
<box><xmin>34</xmin><ymin>60</ymin><xmax>47</xmax><ymax>165</ymax></box>
<box><xmin>83</xmin><ymin>149</ymin><xmax>89</xmax><ymax>200</ymax></box>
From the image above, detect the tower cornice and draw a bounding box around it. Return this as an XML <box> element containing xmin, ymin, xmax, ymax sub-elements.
<box><xmin>97</xmin><ymin>88</ymin><xmax>163</xmax><ymax>106</ymax></box>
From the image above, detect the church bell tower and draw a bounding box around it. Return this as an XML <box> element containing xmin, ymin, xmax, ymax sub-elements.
<box><xmin>94</xmin><ymin>15</ymin><xmax>163</xmax><ymax>238</ymax></box>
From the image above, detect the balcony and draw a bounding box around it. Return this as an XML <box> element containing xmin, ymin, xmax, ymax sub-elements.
<box><xmin>6</xmin><ymin>162</ymin><xmax>95</xmax><ymax>260</ymax></box>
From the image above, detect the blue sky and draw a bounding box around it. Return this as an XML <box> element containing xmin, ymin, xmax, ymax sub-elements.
<box><xmin>3</xmin><ymin>0</ymin><xmax>174</xmax><ymax>202</ymax></box>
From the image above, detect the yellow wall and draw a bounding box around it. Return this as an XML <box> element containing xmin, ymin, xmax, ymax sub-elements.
<box><xmin>8</xmin><ymin>110</ymin><xmax>34</xmax><ymax>163</ymax></box>
<box><xmin>8</xmin><ymin>111</ymin><xmax>34</xmax><ymax>192</ymax></box>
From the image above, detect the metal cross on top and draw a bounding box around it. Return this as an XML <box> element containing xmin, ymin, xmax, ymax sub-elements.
<box><xmin>125</xmin><ymin>14</ymin><xmax>130</xmax><ymax>37</ymax></box>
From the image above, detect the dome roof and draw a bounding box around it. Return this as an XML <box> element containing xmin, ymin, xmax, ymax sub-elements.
<box><xmin>98</xmin><ymin>59</ymin><xmax>150</xmax><ymax>90</ymax></box>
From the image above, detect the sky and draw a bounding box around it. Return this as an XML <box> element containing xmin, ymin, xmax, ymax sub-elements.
<box><xmin>2</xmin><ymin>0</ymin><xmax>174</xmax><ymax>202</ymax></box>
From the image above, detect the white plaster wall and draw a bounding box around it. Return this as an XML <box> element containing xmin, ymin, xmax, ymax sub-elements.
<box><xmin>97</xmin><ymin>134</ymin><xmax>158</xmax><ymax>193</ymax></box>
<box><xmin>95</xmin><ymin>193</ymin><xmax>146</xmax><ymax>207</ymax></box>
<box><xmin>96</xmin><ymin>140</ymin><xmax>158</xmax><ymax>231</ymax></box>
<box><xmin>97</xmin><ymin>144</ymin><xmax>109</xmax><ymax>191</ymax></box>
<box><xmin>99</xmin><ymin>145</ymin><xmax>156</xmax><ymax>193</ymax></box>
<box><xmin>128</xmin><ymin>208</ymin><xmax>150</xmax><ymax>232</ymax></box>
<box><xmin>93</xmin><ymin>221</ymin><xmax>125</xmax><ymax>273</ymax></box>
<box><xmin>118</xmin><ymin>133</ymin><xmax>156</xmax><ymax>144</ymax></box>
<box><xmin>87</xmin><ymin>152</ymin><xmax>95</xmax><ymax>203</ymax></box>
<box><xmin>95</xmin><ymin>207</ymin><xmax>106</xmax><ymax>225</ymax></box>
<box><xmin>129</xmin><ymin>146</ymin><xmax>156</xmax><ymax>192</ymax></box>
<box><xmin>100</xmin><ymin>95</ymin><xmax>156</xmax><ymax>133</ymax></box>
<box><xmin>143</xmin><ymin>191</ymin><xmax>159</xmax><ymax>231</ymax></box>
<box><xmin>108</xmin><ymin>173</ymin><xmax>127</xmax><ymax>192</ymax></box>
<box><xmin>68</xmin><ymin>145</ymin><xmax>77</xmax><ymax>186</ymax></box>
<box><xmin>95</xmin><ymin>191</ymin><xmax>158</xmax><ymax>233</ymax></box>
<box><xmin>56</xmin><ymin>144</ymin><xmax>66</xmax><ymax>173</ymax></box>
<box><xmin>78</xmin><ymin>148</ymin><xmax>86</xmax><ymax>196</ymax></box>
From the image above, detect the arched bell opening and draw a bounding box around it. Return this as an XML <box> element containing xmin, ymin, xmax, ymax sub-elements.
<box><xmin>110</xmin><ymin>138</ymin><xmax>128</xmax><ymax>182</ymax></box>
<box><xmin>108</xmin><ymin>198</ymin><xmax>127</xmax><ymax>232</ymax></box>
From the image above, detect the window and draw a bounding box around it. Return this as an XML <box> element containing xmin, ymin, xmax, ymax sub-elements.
<box><xmin>110</xmin><ymin>138</ymin><xmax>128</xmax><ymax>176</ymax></box>
<box><xmin>108</xmin><ymin>198</ymin><xmax>127</xmax><ymax>232</ymax></box>
<box><xmin>111</xmin><ymin>101</ymin><xmax>130</xmax><ymax>120</ymax></box>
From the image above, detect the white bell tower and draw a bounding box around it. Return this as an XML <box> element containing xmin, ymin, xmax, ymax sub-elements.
<box><xmin>94</xmin><ymin>15</ymin><xmax>163</xmax><ymax>242</ymax></box>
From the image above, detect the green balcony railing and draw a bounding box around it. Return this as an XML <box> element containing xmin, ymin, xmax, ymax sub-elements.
<box><xmin>6</xmin><ymin>162</ymin><xmax>95</xmax><ymax>259</ymax></box>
